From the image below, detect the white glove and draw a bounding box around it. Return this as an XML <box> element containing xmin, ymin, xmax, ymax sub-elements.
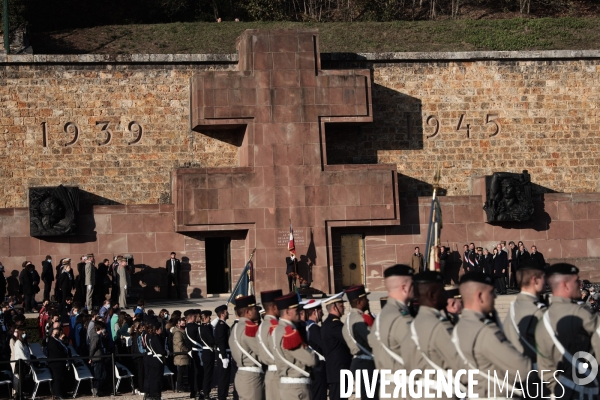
<box><xmin>87</xmin><ymin>285</ymin><xmax>92</xmax><ymax>290</ymax></box>
<box><xmin>124</xmin><ymin>285</ymin><xmax>127</xmax><ymax>290</ymax></box>
<box><xmin>222</xmin><ymin>358</ymin><xmax>229</xmax><ymax>369</ymax></box>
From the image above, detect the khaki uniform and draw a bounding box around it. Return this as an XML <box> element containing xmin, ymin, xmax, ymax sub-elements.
<box><xmin>503</xmin><ymin>291</ymin><xmax>545</xmax><ymax>363</ymax></box>
<box><xmin>272</xmin><ymin>318</ymin><xmax>317</xmax><ymax>399</ymax></box>
<box><xmin>84</xmin><ymin>261</ymin><xmax>96</xmax><ymax>310</ymax></box>
<box><xmin>401</xmin><ymin>306</ymin><xmax>466</xmax><ymax>399</ymax></box>
<box><xmin>452</xmin><ymin>309</ymin><xmax>531</xmax><ymax>398</ymax></box>
<box><xmin>535</xmin><ymin>296</ymin><xmax>600</xmax><ymax>399</ymax></box>
<box><xmin>228</xmin><ymin>317</ymin><xmax>265</xmax><ymax>400</ymax></box>
<box><xmin>258</xmin><ymin>314</ymin><xmax>279</xmax><ymax>400</ymax></box>
<box><xmin>367</xmin><ymin>297</ymin><xmax>413</xmax><ymax>371</ymax></box>
<box><xmin>342</xmin><ymin>309</ymin><xmax>375</xmax><ymax>398</ymax></box>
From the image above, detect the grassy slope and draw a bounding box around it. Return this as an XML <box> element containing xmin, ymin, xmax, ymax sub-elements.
<box><xmin>29</xmin><ymin>18</ymin><xmax>600</xmax><ymax>55</ymax></box>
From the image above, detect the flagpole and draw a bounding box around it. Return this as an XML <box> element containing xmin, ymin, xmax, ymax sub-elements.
<box><xmin>424</xmin><ymin>165</ymin><xmax>441</xmax><ymax>271</ymax></box>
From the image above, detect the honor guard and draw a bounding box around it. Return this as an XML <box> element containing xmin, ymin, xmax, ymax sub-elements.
<box><xmin>144</xmin><ymin>320</ymin><xmax>168</xmax><ymax>400</ymax></box>
<box><xmin>258</xmin><ymin>289</ymin><xmax>283</xmax><ymax>400</ymax></box>
<box><xmin>321</xmin><ymin>292</ymin><xmax>352</xmax><ymax>400</ymax></box>
<box><xmin>214</xmin><ymin>305</ymin><xmax>231</xmax><ymax>400</ymax></box>
<box><xmin>503</xmin><ymin>261</ymin><xmax>546</xmax><ymax>365</ymax></box>
<box><xmin>199</xmin><ymin>310</ymin><xmax>216</xmax><ymax>399</ymax></box>
<box><xmin>228</xmin><ymin>295</ymin><xmax>265</xmax><ymax>400</ymax></box>
<box><xmin>301</xmin><ymin>299</ymin><xmax>327</xmax><ymax>400</ymax></box>
<box><xmin>271</xmin><ymin>293</ymin><xmax>318</xmax><ymax>399</ymax></box>
<box><xmin>400</xmin><ymin>271</ymin><xmax>466</xmax><ymax>398</ymax></box>
<box><xmin>452</xmin><ymin>272</ymin><xmax>534</xmax><ymax>398</ymax></box>
<box><xmin>535</xmin><ymin>264</ymin><xmax>600</xmax><ymax>399</ymax></box>
<box><xmin>343</xmin><ymin>285</ymin><xmax>376</xmax><ymax>399</ymax></box>
<box><xmin>230</xmin><ymin>306</ymin><xmax>241</xmax><ymax>400</ymax></box>
<box><xmin>184</xmin><ymin>309</ymin><xmax>203</xmax><ymax>400</ymax></box>
<box><xmin>367</xmin><ymin>264</ymin><xmax>415</xmax><ymax>373</ymax></box>
<box><xmin>443</xmin><ymin>285</ymin><xmax>462</xmax><ymax>325</ymax></box>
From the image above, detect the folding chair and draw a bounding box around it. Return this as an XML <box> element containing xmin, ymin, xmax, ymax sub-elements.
<box><xmin>29</xmin><ymin>343</ymin><xmax>47</xmax><ymax>360</ymax></box>
<box><xmin>31</xmin><ymin>364</ymin><xmax>53</xmax><ymax>400</ymax></box>
<box><xmin>72</xmin><ymin>359</ymin><xmax>93</xmax><ymax>398</ymax></box>
<box><xmin>163</xmin><ymin>365</ymin><xmax>175</xmax><ymax>392</ymax></box>
<box><xmin>0</xmin><ymin>369</ymin><xmax>13</xmax><ymax>398</ymax></box>
<box><xmin>114</xmin><ymin>362</ymin><xmax>135</xmax><ymax>394</ymax></box>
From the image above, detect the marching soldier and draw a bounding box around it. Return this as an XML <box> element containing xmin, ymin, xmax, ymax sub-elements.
<box><xmin>214</xmin><ymin>305</ymin><xmax>231</xmax><ymax>400</ymax></box>
<box><xmin>271</xmin><ymin>293</ymin><xmax>318</xmax><ymax>399</ymax></box>
<box><xmin>184</xmin><ymin>309</ymin><xmax>203</xmax><ymax>400</ymax></box>
<box><xmin>535</xmin><ymin>263</ymin><xmax>600</xmax><ymax>399</ymax></box>
<box><xmin>401</xmin><ymin>271</ymin><xmax>466</xmax><ymax>398</ymax></box>
<box><xmin>343</xmin><ymin>285</ymin><xmax>376</xmax><ymax>399</ymax></box>
<box><xmin>367</xmin><ymin>264</ymin><xmax>415</xmax><ymax>373</ymax></box>
<box><xmin>228</xmin><ymin>295</ymin><xmax>265</xmax><ymax>400</ymax></box>
<box><xmin>302</xmin><ymin>299</ymin><xmax>326</xmax><ymax>400</ymax></box>
<box><xmin>258</xmin><ymin>290</ymin><xmax>283</xmax><ymax>400</ymax></box>
<box><xmin>321</xmin><ymin>292</ymin><xmax>352</xmax><ymax>400</ymax></box>
<box><xmin>452</xmin><ymin>272</ymin><xmax>534</xmax><ymax>398</ymax></box>
<box><xmin>503</xmin><ymin>261</ymin><xmax>546</xmax><ymax>365</ymax></box>
<box><xmin>199</xmin><ymin>310</ymin><xmax>216</xmax><ymax>399</ymax></box>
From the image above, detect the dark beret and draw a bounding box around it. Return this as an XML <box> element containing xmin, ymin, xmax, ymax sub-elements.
<box><xmin>183</xmin><ymin>309</ymin><xmax>194</xmax><ymax>317</ymax></box>
<box><xmin>546</xmin><ymin>263</ymin><xmax>579</xmax><ymax>277</ymax></box>
<box><xmin>459</xmin><ymin>272</ymin><xmax>494</xmax><ymax>286</ymax></box>
<box><xmin>261</xmin><ymin>290</ymin><xmax>283</xmax><ymax>304</ymax></box>
<box><xmin>384</xmin><ymin>264</ymin><xmax>414</xmax><ymax>278</ymax></box>
<box><xmin>200</xmin><ymin>310</ymin><xmax>212</xmax><ymax>317</ymax></box>
<box><xmin>518</xmin><ymin>261</ymin><xmax>545</xmax><ymax>272</ymax></box>
<box><xmin>413</xmin><ymin>270</ymin><xmax>444</xmax><ymax>283</ymax></box>
<box><xmin>215</xmin><ymin>305</ymin><xmax>227</xmax><ymax>314</ymax></box>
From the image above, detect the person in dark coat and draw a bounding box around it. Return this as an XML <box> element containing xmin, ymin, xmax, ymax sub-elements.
<box><xmin>95</xmin><ymin>259</ymin><xmax>109</xmax><ymax>306</ymax></box>
<box><xmin>529</xmin><ymin>245</ymin><xmax>546</xmax><ymax>270</ymax></box>
<box><xmin>0</xmin><ymin>263</ymin><xmax>7</xmax><ymax>302</ymax></box>
<box><xmin>515</xmin><ymin>244</ymin><xmax>531</xmax><ymax>271</ymax></box>
<box><xmin>199</xmin><ymin>310</ymin><xmax>215</xmax><ymax>399</ymax></box>
<box><xmin>21</xmin><ymin>262</ymin><xmax>36</xmax><ymax>312</ymax></box>
<box><xmin>184</xmin><ymin>310</ymin><xmax>202</xmax><ymax>399</ymax></box>
<box><xmin>286</xmin><ymin>253</ymin><xmax>296</xmax><ymax>292</ymax></box>
<box><xmin>166</xmin><ymin>252</ymin><xmax>181</xmax><ymax>299</ymax></box>
<box><xmin>41</xmin><ymin>256</ymin><xmax>54</xmax><ymax>301</ymax></box>
<box><xmin>304</xmin><ymin>300</ymin><xmax>326</xmax><ymax>400</ymax></box>
<box><xmin>47</xmin><ymin>326</ymin><xmax>70</xmax><ymax>399</ymax></box>
<box><xmin>213</xmin><ymin>305</ymin><xmax>231</xmax><ymax>400</ymax></box>
<box><xmin>58</xmin><ymin>262</ymin><xmax>74</xmax><ymax>309</ymax></box>
<box><xmin>482</xmin><ymin>248</ymin><xmax>494</xmax><ymax>276</ymax></box>
<box><xmin>493</xmin><ymin>245</ymin><xmax>508</xmax><ymax>294</ymax></box>
<box><xmin>439</xmin><ymin>246</ymin><xmax>449</xmax><ymax>284</ymax></box>
<box><xmin>320</xmin><ymin>293</ymin><xmax>352</xmax><ymax>400</ymax></box>
<box><xmin>74</xmin><ymin>257</ymin><xmax>86</xmax><ymax>304</ymax></box>
<box><xmin>144</xmin><ymin>322</ymin><xmax>167</xmax><ymax>400</ymax></box>
<box><xmin>89</xmin><ymin>321</ymin><xmax>108</xmax><ymax>397</ymax></box>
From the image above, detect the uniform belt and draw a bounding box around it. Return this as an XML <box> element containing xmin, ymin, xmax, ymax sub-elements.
<box><xmin>558</xmin><ymin>374</ymin><xmax>599</xmax><ymax>396</ymax></box>
<box><xmin>268</xmin><ymin>365</ymin><xmax>277</xmax><ymax>371</ymax></box>
<box><xmin>353</xmin><ymin>354</ymin><xmax>374</xmax><ymax>360</ymax></box>
<box><xmin>280</xmin><ymin>377</ymin><xmax>310</xmax><ymax>384</ymax></box>
<box><xmin>237</xmin><ymin>367</ymin><xmax>264</xmax><ymax>374</ymax></box>
<box><xmin>202</xmin><ymin>346</ymin><xmax>211</xmax><ymax>350</ymax></box>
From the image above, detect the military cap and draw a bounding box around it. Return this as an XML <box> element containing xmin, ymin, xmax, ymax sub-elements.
<box><xmin>413</xmin><ymin>270</ymin><xmax>444</xmax><ymax>283</ymax></box>
<box><xmin>383</xmin><ymin>264</ymin><xmax>414</xmax><ymax>278</ymax></box>
<box><xmin>459</xmin><ymin>272</ymin><xmax>494</xmax><ymax>286</ymax></box>
<box><xmin>261</xmin><ymin>289</ymin><xmax>283</xmax><ymax>304</ymax></box>
<box><xmin>322</xmin><ymin>291</ymin><xmax>345</xmax><ymax>306</ymax></box>
<box><xmin>235</xmin><ymin>295</ymin><xmax>257</xmax><ymax>309</ymax></box>
<box><xmin>194</xmin><ymin>309</ymin><xmax>202</xmax><ymax>315</ymax></box>
<box><xmin>215</xmin><ymin>304</ymin><xmax>227</xmax><ymax>314</ymax></box>
<box><xmin>274</xmin><ymin>292</ymin><xmax>300</xmax><ymax>310</ymax></box>
<box><xmin>200</xmin><ymin>310</ymin><xmax>212</xmax><ymax>317</ymax></box>
<box><xmin>476</xmin><ymin>247</ymin><xmax>483</xmax><ymax>251</ymax></box>
<box><xmin>444</xmin><ymin>285</ymin><xmax>461</xmax><ymax>299</ymax></box>
<box><xmin>300</xmin><ymin>299</ymin><xmax>322</xmax><ymax>310</ymax></box>
<box><xmin>380</xmin><ymin>296</ymin><xmax>388</xmax><ymax>308</ymax></box>
<box><xmin>546</xmin><ymin>263</ymin><xmax>578</xmax><ymax>277</ymax></box>
<box><xmin>345</xmin><ymin>285</ymin><xmax>370</xmax><ymax>301</ymax></box>
<box><xmin>518</xmin><ymin>260</ymin><xmax>545</xmax><ymax>272</ymax></box>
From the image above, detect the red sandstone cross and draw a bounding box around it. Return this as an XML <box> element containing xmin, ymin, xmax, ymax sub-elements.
<box><xmin>172</xmin><ymin>29</ymin><xmax>399</xmax><ymax>293</ymax></box>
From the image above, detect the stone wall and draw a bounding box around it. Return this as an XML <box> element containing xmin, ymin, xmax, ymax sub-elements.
<box><xmin>1</xmin><ymin>51</ymin><xmax>600</xmax><ymax>208</ymax></box>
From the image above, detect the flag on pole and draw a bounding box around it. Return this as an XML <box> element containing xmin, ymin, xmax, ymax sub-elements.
<box><xmin>288</xmin><ymin>221</ymin><xmax>296</xmax><ymax>256</ymax></box>
<box><xmin>227</xmin><ymin>249</ymin><xmax>256</xmax><ymax>306</ymax></box>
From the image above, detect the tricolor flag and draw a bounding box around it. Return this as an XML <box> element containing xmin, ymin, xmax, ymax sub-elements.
<box><xmin>288</xmin><ymin>221</ymin><xmax>296</xmax><ymax>256</ymax></box>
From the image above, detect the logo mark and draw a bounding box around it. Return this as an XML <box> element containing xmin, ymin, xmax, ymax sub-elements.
<box><xmin>572</xmin><ymin>351</ymin><xmax>598</xmax><ymax>385</ymax></box>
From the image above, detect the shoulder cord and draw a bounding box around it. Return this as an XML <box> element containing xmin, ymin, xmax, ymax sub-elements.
<box><xmin>375</xmin><ymin>313</ymin><xmax>405</xmax><ymax>365</ymax></box>
<box><xmin>257</xmin><ymin>321</ymin><xmax>275</xmax><ymax>361</ymax></box>
<box><xmin>146</xmin><ymin>338</ymin><xmax>164</xmax><ymax>364</ymax></box>
<box><xmin>198</xmin><ymin>325</ymin><xmax>213</xmax><ymax>352</ymax></box>
<box><xmin>232</xmin><ymin>323</ymin><xmax>261</xmax><ymax>368</ymax></box>
<box><xmin>542</xmin><ymin>310</ymin><xmax>590</xmax><ymax>374</ymax></box>
<box><xmin>185</xmin><ymin>327</ymin><xmax>203</xmax><ymax>351</ymax></box>
<box><xmin>271</xmin><ymin>326</ymin><xmax>310</xmax><ymax>378</ymax></box>
<box><xmin>307</xmin><ymin>324</ymin><xmax>326</xmax><ymax>361</ymax></box>
<box><xmin>346</xmin><ymin>312</ymin><xmax>373</xmax><ymax>357</ymax></box>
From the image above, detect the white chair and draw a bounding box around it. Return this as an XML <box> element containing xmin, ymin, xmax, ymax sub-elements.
<box><xmin>163</xmin><ymin>365</ymin><xmax>175</xmax><ymax>392</ymax></box>
<box><xmin>71</xmin><ymin>359</ymin><xmax>94</xmax><ymax>398</ymax></box>
<box><xmin>31</xmin><ymin>364</ymin><xmax>53</xmax><ymax>400</ymax></box>
<box><xmin>114</xmin><ymin>362</ymin><xmax>135</xmax><ymax>394</ymax></box>
<box><xmin>0</xmin><ymin>369</ymin><xmax>12</xmax><ymax>398</ymax></box>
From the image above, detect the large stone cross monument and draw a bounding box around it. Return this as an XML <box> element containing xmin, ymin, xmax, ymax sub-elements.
<box><xmin>172</xmin><ymin>29</ymin><xmax>400</xmax><ymax>292</ymax></box>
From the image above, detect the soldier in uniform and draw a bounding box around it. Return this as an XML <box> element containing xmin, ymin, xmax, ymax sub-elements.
<box><xmin>214</xmin><ymin>305</ymin><xmax>231</xmax><ymax>400</ymax></box>
<box><xmin>321</xmin><ymin>292</ymin><xmax>352</xmax><ymax>400</ymax></box>
<box><xmin>228</xmin><ymin>295</ymin><xmax>265</xmax><ymax>400</ymax></box>
<box><xmin>474</xmin><ymin>247</ymin><xmax>484</xmax><ymax>273</ymax></box>
<box><xmin>535</xmin><ymin>263</ymin><xmax>600</xmax><ymax>399</ymax></box>
<box><xmin>444</xmin><ymin>285</ymin><xmax>462</xmax><ymax>325</ymax></box>
<box><xmin>503</xmin><ymin>261</ymin><xmax>546</xmax><ymax>365</ymax></box>
<box><xmin>199</xmin><ymin>310</ymin><xmax>216</xmax><ymax>399</ymax></box>
<box><xmin>302</xmin><ymin>299</ymin><xmax>326</xmax><ymax>400</ymax></box>
<box><xmin>452</xmin><ymin>272</ymin><xmax>534</xmax><ymax>398</ymax></box>
<box><xmin>367</xmin><ymin>264</ymin><xmax>414</xmax><ymax>374</ymax></box>
<box><xmin>271</xmin><ymin>293</ymin><xmax>317</xmax><ymax>399</ymax></box>
<box><xmin>343</xmin><ymin>285</ymin><xmax>376</xmax><ymax>399</ymax></box>
<box><xmin>258</xmin><ymin>289</ymin><xmax>283</xmax><ymax>400</ymax></box>
<box><xmin>401</xmin><ymin>271</ymin><xmax>466</xmax><ymax>398</ymax></box>
<box><xmin>184</xmin><ymin>309</ymin><xmax>203</xmax><ymax>400</ymax></box>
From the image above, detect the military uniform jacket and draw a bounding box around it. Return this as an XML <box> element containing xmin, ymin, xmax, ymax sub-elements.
<box><xmin>452</xmin><ymin>309</ymin><xmax>531</xmax><ymax>398</ymax></box>
<box><xmin>271</xmin><ymin>318</ymin><xmax>317</xmax><ymax>378</ymax></box>
<box><xmin>214</xmin><ymin>319</ymin><xmax>230</xmax><ymax>359</ymax></box>
<box><xmin>321</xmin><ymin>313</ymin><xmax>352</xmax><ymax>383</ymax></box>
<box><xmin>228</xmin><ymin>317</ymin><xmax>264</xmax><ymax>368</ymax></box>
<box><xmin>341</xmin><ymin>309</ymin><xmax>372</xmax><ymax>357</ymax></box>
<box><xmin>145</xmin><ymin>333</ymin><xmax>167</xmax><ymax>368</ymax></box>
<box><xmin>535</xmin><ymin>295</ymin><xmax>600</xmax><ymax>393</ymax></box>
<box><xmin>306</xmin><ymin>320</ymin><xmax>325</xmax><ymax>357</ymax></box>
<box><xmin>84</xmin><ymin>262</ymin><xmax>96</xmax><ymax>286</ymax></box>
<box><xmin>258</xmin><ymin>314</ymin><xmax>277</xmax><ymax>367</ymax></box>
<box><xmin>367</xmin><ymin>297</ymin><xmax>413</xmax><ymax>371</ymax></box>
<box><xmin>199</xmin><ymin>322</ymin><xmax>215</xmax><ymax>348</ymax></box>
<box><xmin>184</xmin><ymin>322</ymin><xmax>203</xmax><ymax>352</ymax></box>
<box><xmin>503</xmin><ymin>291</ymin><xmax>546</xmax><ymax>362</ymax></box>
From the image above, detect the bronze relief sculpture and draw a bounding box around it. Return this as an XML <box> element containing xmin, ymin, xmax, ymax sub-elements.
<box><xmin>29</xmin><ymin>185</ymin><xmax>79</xmax><ymax>236</ymax></box>
<box><xmin>483</xmin><ymin>170</ymin><xmax>534</xmax><ymax>222</ymax></box>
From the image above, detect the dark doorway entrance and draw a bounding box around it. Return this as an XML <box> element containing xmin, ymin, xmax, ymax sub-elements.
<box><xmin>206</xmin><ymin>237</ymin><xmax>231</xmax><ymax>294</ymax></box>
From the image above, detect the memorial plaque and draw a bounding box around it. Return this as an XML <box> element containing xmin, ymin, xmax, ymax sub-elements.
<box><xmin>483</xmin><ymin>170</ymin><xmax>534</xmax><ymax>222</ymax></box>
<box><xmin>29</xmin><ymin>185</ymin><xmax>80</xmax><ymax>236</ymax></box>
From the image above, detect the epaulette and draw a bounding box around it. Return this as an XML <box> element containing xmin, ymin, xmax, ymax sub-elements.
<box><xmin>363</xmin><ymin>313</ymin><xmax>375</xmax><ymax>327</ymax></box>
<box><xmin>268</xmin><ymin>318</ymin><xmax>278</xmax><ymax>335</ymax></box>
<box><xmin>400</xmin><ymin>309</ymin><xmax>409</xmax><ymax>316</ymax></box>
<box><xmin>494</xmin><ymin>330</ymin><xmax>507</xmax><ymax>343</ymax></box>
<box><xmin>244</xmin><ymin>320</ymin><xmax>259</xmax><ymax>337</ymax></box>
<box><xmin>282</xmin><ymin>325</ymin><xmax>303</xmax><ymax>350</ymax></box>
